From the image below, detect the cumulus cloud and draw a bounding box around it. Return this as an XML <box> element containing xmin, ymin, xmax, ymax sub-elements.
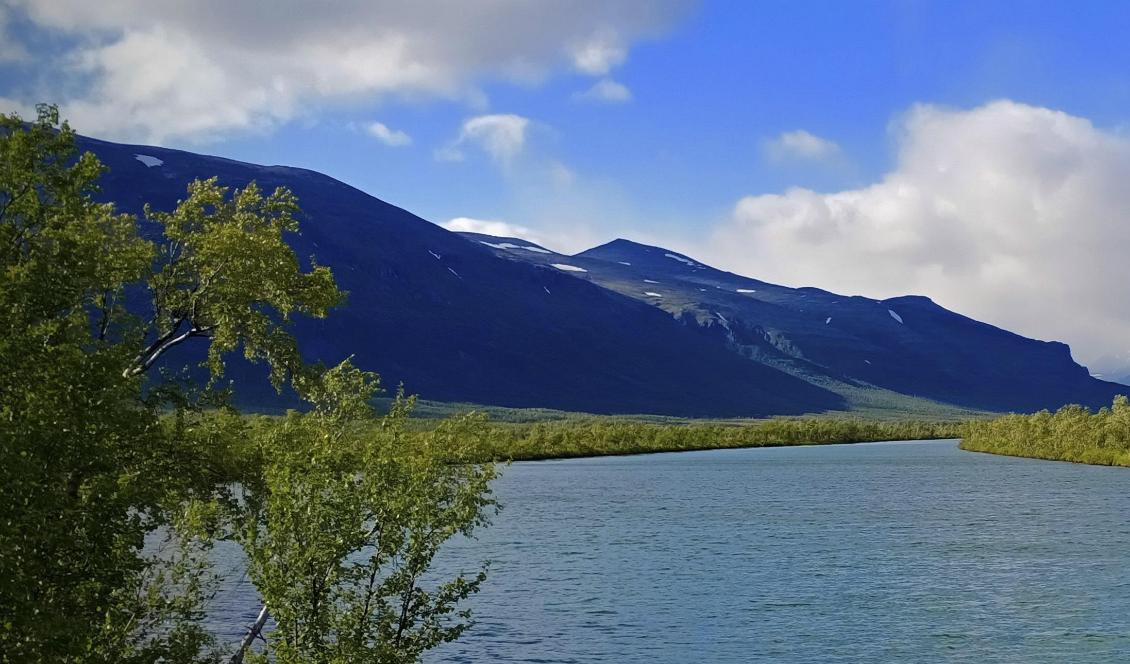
<box><xmin>364</xmin><ymin>121</ymin><xmax>411</xmax><ymax>147</ymax></box>
<box><xmin>574</xmin><ymin>78</ymin><xmax>633</xmax><ymax>103</ymax></box>
<box><xmin>437</xmin><ymin>114</ymin><xmax>530</xmax><ymax>166</ymax></box>
<box><xmin>442</xmin><ymin>214</ymin><xmax>603</xmax><ymax>255</ymax></box>
<box><xmin>701</xmin><ymin>100</ymin><xmax>1130</xmax><ymax>366</ymax></box>
<box><xmin>441</xmin><ymin>217</ymin><xmax>543</xmax><ymax>244</ymax></box>
<box><xmin>1</xmin><ymin>0</ymin><xmax>687</xmax><ymax>142</ymax></box>
<box><xmin>764</xmin><ymin>129</ymin><xmax>841</xmax><ymax>162</ymax></box>
<box><xmin>569</xmin><ymin>27</ymin><xmax>627</xmax><ymax>75</ymax></box>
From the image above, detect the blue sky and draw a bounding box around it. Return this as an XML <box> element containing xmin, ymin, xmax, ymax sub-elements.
<box><xmin>2</xmin><ymin>0</ymin><xmax>1130</xmax><ymax>368</ymax></box>
<box><xmin>120</xmin><ymin>0</ymin><xmax>1130</xmax><ymax>240</ymax></box>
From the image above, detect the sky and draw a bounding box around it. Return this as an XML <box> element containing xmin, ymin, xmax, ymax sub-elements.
<box><xmin>2</xmin><ymin>0</ymin><xmax>1129</xmax><ymax>373</ymax></box>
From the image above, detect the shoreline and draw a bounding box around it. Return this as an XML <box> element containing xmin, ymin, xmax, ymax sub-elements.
<box><xmin>489</xmin><ymin>435</ymin><xmax>961</xmax><ymax>464</ymax></box>
<box><xmin>958</xmin><ymin>443</ymin><xmax>1130</xmax><ymax>469</ymax></box>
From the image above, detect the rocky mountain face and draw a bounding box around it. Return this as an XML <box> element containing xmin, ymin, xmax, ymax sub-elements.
<box><xmin>463</xmin><ymin>234</ymin><xmax>1125</xmax><ymax>413</ymax></box>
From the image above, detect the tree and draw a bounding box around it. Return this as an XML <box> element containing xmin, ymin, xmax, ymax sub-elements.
<box><xmin>1</xmin><ymin>105</ymin><xmax>494</xmax><ymax>663</ymax></box>
<box><xmin>229</xmin><ymin>366</ymin><xmax>496</xmax><ymax>664</ymax></box>
<box><xmin>1</xmin><ymin>104</ymin><xmax>206</xmax><ymax>662</ymax></box>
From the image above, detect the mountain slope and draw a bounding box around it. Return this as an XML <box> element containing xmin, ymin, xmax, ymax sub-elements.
<box><xmin>465</xmin><ymin>235</ymin><xmax>1126</xmax><ymax>412</ymax></box>
<box><xmin>77</xmin><ymin>136</ymin><xmax>843</xmax><ymax>417</ymax></box>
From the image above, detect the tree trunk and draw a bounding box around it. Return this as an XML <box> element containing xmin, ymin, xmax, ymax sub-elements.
<box><xmin>229</xmin><ymin>604</ymin><xmax>269</xmax><ymax>664</ymax></box>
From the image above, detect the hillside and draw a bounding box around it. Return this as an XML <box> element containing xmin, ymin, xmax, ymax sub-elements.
<box><xmin>463</xmin><ymin>235</ymin><xmax>1125</xmax><ymax>413</ymax></box>
<box><xmin>74</xmin><ymin>133</ymin><xmax>1123</xmax><ymax>416</ymax></box>
<box><xmin>77</xmin><ymin>135</ymin><xmax>841</xmax><ymax>417</ymax></box>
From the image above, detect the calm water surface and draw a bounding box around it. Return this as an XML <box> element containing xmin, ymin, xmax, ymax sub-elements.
<box><xmin>215</xmin><ymin>440</ymin><xmax>1130</xmax><ymax>662</ymax></box>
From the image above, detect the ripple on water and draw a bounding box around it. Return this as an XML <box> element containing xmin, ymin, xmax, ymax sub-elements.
<box><xmin>205</xmin><ymin>440</ymin><xmax>1130</xmax><ymax>663</ymax></box>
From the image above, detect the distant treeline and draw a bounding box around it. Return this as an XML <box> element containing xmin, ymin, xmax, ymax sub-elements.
<box><xmin>390</xmin><ymin>417</ymin><xmax>965</xmax><ymax>462</ymax></box>
<box><xmin>960</xmin><ymin>396</ymin><xmax>1130</xmax><ymax>466</ymax></box>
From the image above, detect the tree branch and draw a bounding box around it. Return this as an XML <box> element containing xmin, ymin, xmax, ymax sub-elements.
<box><xmin>123</xmin><ymin>320</ymin><xmax>215</xmax><ymax>377</ymax></box>
<box><xmin>229</xmin><ymin>604</ymin><xmax>269</xmax><ymax>664</ymax></box>
<box><xmin>97</xmin><ymin>290</ymin><xmax>115</xmax><ymax>341</ymax></box>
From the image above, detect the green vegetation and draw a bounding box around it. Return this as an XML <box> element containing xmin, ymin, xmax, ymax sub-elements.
<box><xmin>375</xmin><ymin>389</ymin><xmax>985</xmax><ymax>425</ymax></box>
<box><xmin>960</xmin><ymin>396</ymin><xmax>1130</xmax><ymax>466</ymax></box>
<box><xmin>391</xmin><ymin>416</ymin><xmax>963</xmax><ymax>462</ymax></box>
<box><xmin>0</xmin><ymin>106</ymin><xmax>494</xmax><ymax>663</ymax></box>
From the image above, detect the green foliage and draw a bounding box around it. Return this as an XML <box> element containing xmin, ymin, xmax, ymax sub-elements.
<box><xmin>960</xmin><ymin>396</ymin><xmax>1130</xmax><ymax>466</ymax></box>
<box><xmin>398</xmin><ymin>416</ymin><xmax>963</xmax><ymax>462</ymax></box>
<box><xmin>3</xmin><ymin>107</ymin><xmax>496</xmax><ymax>664</ymax></box>
<box><xmin>135</xmin><ymin>178</ymin><xmax>341</xmax><ymax>387</ymax></box>
<box><xmin>231</xmin><ymin>368</ymin><xmax>496</xmax><ymax>663</ymax></box>
<box><xmin>0</xmin><ymin>104</ymin><xmax>203</xmax><ymax>663</ymax></box>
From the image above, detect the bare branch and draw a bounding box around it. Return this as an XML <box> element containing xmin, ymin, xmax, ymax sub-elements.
<box><xmin>123</xmin><ymin>320</ymin><xmax>215</xmax><ymax>377</ymax></box>
<box><xmin>229</xmin><ymin>604</ymin><xmax>270</xmax><ymax>664</ymax></box>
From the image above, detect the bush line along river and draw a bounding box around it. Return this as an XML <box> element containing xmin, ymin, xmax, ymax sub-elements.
<box><xmin>396</xmin><ymin>416</ymin><xmax>966</xmax><ymax>462</ymax></box>
<box><xmin>961</xmin><ymin>397</ymin><xmax>1130</xmax><ymax>467</ymax></box>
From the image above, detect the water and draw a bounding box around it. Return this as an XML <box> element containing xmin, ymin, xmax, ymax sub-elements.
<box><xmin>212</xmin><ymin>440</ymin><xmax>1130</xmax><ymax>662</ymax></box>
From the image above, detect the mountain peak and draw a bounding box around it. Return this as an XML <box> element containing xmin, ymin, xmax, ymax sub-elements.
<box><xmin>577</xmin><ymin>238</ymin><xmax>688</xmax><ymax>263</ymax></box>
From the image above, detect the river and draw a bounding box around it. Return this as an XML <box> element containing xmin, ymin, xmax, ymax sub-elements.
<box><xmin>213</xmin><ymin>439</ymin><xmax>1130</xmax><ymax>662</ymax></box>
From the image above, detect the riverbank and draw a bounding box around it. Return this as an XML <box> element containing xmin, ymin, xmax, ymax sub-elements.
<box><xmin>959</xmin><ymin>397</ymin><xmax>1130</xmax><ymax>467</ymax></box>
<box><xmin>407</xmin><ymin>417</ymin><xmax>965</xmax><ymax>462</ymax></box>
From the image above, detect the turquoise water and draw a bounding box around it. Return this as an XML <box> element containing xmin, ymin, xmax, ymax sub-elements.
<box><xmin>212</xmin><ymin>440</ymin><xmax>1130</xmax><ymax>662</ymax></box>
<box><xmin>426</xmin><ymin>440</ymin><xmax>1130</xmax><ymax>663</ymax></box>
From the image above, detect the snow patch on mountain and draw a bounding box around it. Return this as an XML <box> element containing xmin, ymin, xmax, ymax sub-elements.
<box><xmin>888</xmin><ymin>309</ymin><xmax>904</xmax><ymax>324</ymax></box>
<box><xmin>552</xmin><ymin>263</ymin><xmax>587</xmax><ymax>272</ymax></box>
<box><xmin>480</xmin><ymin>241</ymin><xmax>522</xmax><ymax>250</ymax></box>
<box><xmin>134</xmin><ymin>154</ymin><xmax>163</xmax><ymax>167</ymax></box>
<box><xmin>665</xmin><ymin>253</ymin><xmax>696</xmax><ymax>266</ymax></box>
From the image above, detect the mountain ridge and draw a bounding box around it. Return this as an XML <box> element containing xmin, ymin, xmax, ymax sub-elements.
<box><xmin>77</xmin><ymin>135</ymin><xmax>844</xmax><ymax>417</ymax></box>
<box><xmin>465</xmin><ymin>231</ymin><xmax>1122</xmax><ymax>413</ymax></box>
<box><xmin>74</xmin><ymin>133</ymin><xmax>1124</xmax><ymax>416</ymax></box>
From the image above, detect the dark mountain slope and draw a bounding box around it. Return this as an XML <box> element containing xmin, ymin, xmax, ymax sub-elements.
<box><xmin>77</xmin><ymin>136</ymin><xmax>843</xmax><ymax>417</ymax></box>
<box><xmin>468</xmin><ymin>235</ymin><xmax>1125</xmax><ymax>412</ymax></box>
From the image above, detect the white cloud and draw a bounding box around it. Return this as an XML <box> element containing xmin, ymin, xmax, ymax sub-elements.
<box><xmin>438</xmin><ymin>114</ymin><xmax>530</xmax><ymax>166</ymax></box>
<box><xmin>764</xmin><ymin>129</ymin><xmax>841</xmax><ymax>162</ymax></box>
<box><xmin>0</xmin><ymin>96</ymin><xmax>34</xmax><ymax>118</ymax></box>
<box><xmin>570</xmin><ymin>27</ymin><xmax>627</xmax><ymax>75</ymax></box>
<box><xmin>442</xmin><ymin>217</ymin><xmax>543</xmax><ymax>244</ymax></box>
<box><xmin>364</xmin><ymin>121</ymin><xmax>411</xmax><ymax>147</ymax></box>
<box><xmin>432</xmin><ymin>145</ymin><xmax>466</xmax><ymax>163</ymax></box>
<box><xmin>3</xmin><ymin>0</ymin><xmax>688</xmax><ymax>142</ymax></box>
<box><xmin>574</xmin><ymin>78</ymin><xmax>632</xmax><ymax>103</ymax></box>
<box><xmin>701</xmin><ymin>100</ymin><xmax>1130</xmax><ymax>366</ymax></box>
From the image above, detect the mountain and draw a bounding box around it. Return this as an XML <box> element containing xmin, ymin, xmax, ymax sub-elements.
<box><xmin>76</xmin><ymin>135</ymin><xmax>841</xmax><ymax>417</ymax></box>
<box><xmin>76</xmin><ymin>134</ymin><xmax>1125</xmax><ymax>417</ymax></box>
<box><xmin>462</xmin><ymin>234</ymin><xmax>1126</xmax><ymax>413</ymax></box>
